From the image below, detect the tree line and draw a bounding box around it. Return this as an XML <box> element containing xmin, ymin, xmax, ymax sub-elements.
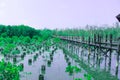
<box><xmin>0</xmin><ymin>25</ymin><xmax>53</xmax><ymax>39</ymax></box>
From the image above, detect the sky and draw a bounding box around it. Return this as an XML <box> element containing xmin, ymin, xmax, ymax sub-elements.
<box><xmin>0</xmin><ymin>0</ymin><xmax>120</xmax><ymax>29</ymax></box>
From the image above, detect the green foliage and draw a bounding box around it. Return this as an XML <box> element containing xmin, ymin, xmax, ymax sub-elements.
<box><xmin>74</xmin><ymin>74</ymin><xmax>92</xmax><ymax>80</ymax></box>
<box><xmin>65</xmin><ymin>65</ymin><xmax>74</xmax><ymax>74</ymax></box>
<box><xmin>55</xmin><ymin>25</ymin><xmax>120</xmax><ymax>41</ymax></box>
<box><xmin>84</xmin><ymin>74</ymin><xmax>92</xmax><ymax>80</ymax></box>
<box><xmin>1</xmin><ymin>32</ymin><xmax>7</xmax><ymax>38</ymax></box>
<box><xmin>45</xmin><ymin>39</ymin><xmax>52</xmax><ymax>47</ymax></box>
<box><xmin>74</xmin><ymin>66</ymin><xmax>82</xmax><ymax>73</ymax></box>
<box><xmin>0</xmin><ymin>24</ymin><xmax>55</xmax><ymax>80</ymax></box>
<box><xmin>23</xmin><ymin>36</ymin><xmax>31</xmax><ymax>43</ymax></box>
<box><xmin>23</xmin><ymin>72</ymin><xmax>32</xmax><ymax>75</ymax></box>
<box><xmin>2</xmin><ymin>44</ymin><xmax>16</xmax><ymax>54</ymax></box>
<box><xmin>0</xmin><ymin>25</ymin><xmax>40</xmax><ymax>38</ymax></box>
<box><xmin>40</xmin><ymin>29</ymin><xmax>53</xmax><ymax>39</ymax></box>
<box><xmin>53</xmin><ymin>37</ymin><xmax>61</xmax><ymax>43</ymax></box>
<box><xmin>65</xmin><ymin>65</ymin><xmax>92</xmax><ymax>80</ymax></box>
<box><xmin>74</xmin><ymin>78</ymin><xmax>82</xmax><ymax>80</ymax></box>
<box><xmin>0</xmin><ymin>38</ymin><xmax>5</xmax><ymax>47</ymax></box>
<box><xmin>65</xmin><ymin>65</ymin><xmax>81</xmax><ymax>74</ymax></box>
<box><xmin>12</xmin><ymin>49</ymin><xmax>20</xmax><ymax>55</ymax></box>
<box><xmin>0</xmin><ymin>60</ymin><xmax>20</xmax><ymax>80</ymax></box>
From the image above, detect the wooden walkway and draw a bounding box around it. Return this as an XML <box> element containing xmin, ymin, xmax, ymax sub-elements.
<box><xmin>55</xmin><ymin>35</ymin><xmax>120</xmax><ymax>53</ymax></box>
<box><xmin>55</xmin><ymin>34</ymin><xmax>120</xmax><ymax>79</ymax></box>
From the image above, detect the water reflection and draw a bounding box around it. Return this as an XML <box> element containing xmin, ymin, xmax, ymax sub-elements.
<box><xmin>3</xmin><ymin>45</ymin><xmax>90</xmax><ymax>80</ymax></box>
<box><xmin>61</xmin><ymin>42</ymin><xmax>120</xmax><ymax>79</ymax></box>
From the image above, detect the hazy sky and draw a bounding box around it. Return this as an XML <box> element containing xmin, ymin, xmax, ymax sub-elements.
<box><xmin>0</xmin><ymin>0</ymin><xmax>120</xmax><ymax>29</ymax></box>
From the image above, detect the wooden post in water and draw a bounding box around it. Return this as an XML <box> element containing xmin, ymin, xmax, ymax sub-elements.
<box><xmin>88</xmin><ymin>36</ymin><xmax>91</xmax><ymax>64</ymax></box>
<box><xmin>116</xmin><ymin>38</ymin><xmax>120</xmax><ymax>77</ymax></box>
<box><xmin>96</xmin><ymin>34</ymin><xmax>99</xmax><ymax>66</ymax></box>
<box><xmin>76</xmin><ymin>46</ymin><xmax>79</xmax><ymax>56</ymax></box>
<box><xmin>98</xmin><ymin>34</ymin><xmax>101</xmax><ymax>67</ymax></box>
<box><xmin>93</xmin><ymin>34</ymin><xmax>96</xmax><ymax>65</ymax></box>
<box><xmin>104</xmin><ymin>34</ymin><xmax>108</xmax><ymax>70</ymax></box>
<box><xmin>72</xmin><ymin>36</ymin><xmax>73</xmax><ymax>41</ymax></box>
<box><xmin>92</xmin><ymin>38</ymin><xmax>94</xmax><ymax>43</ymax></box>
<box><xmin>108</xmin><ymin>34</ymin><xmax>112</xmax><ymax>72</ymax></box>
<box><xmin>78</xmin><ymin>36</ymin><xmax>80</xmax><ymax>42</ymax></box>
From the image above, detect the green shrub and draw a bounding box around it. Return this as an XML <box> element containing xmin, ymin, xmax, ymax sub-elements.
<box><xmin>0</xmin><ymin>60</ymin><xmax>20</xmax><ymax>80</ymax></box>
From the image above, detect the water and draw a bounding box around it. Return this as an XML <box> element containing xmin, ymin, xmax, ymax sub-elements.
<box><xmin>63</xmin><ymin>43</ymin><xmax>120</xmax><ymax>80</ymax></box>
<box><xmin>0</xmin><ymin>54</ymin><xmax>4</xmax><ymax>61</ymax></box>
<box><xmin>3</xmin><ymin>46</ymin><xmax>90</xmax><ymax>80</ymax></box>
<box><xmin>2</xmin><ymin>41</ymin><xmax>120</xmax><ymax>80</ymax></box>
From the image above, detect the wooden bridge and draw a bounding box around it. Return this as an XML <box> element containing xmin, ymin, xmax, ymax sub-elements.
<box><xmin>55</xmin><ymin>34</ymin><xmax>120</xmax><ymax>53</ymax></box>
<box><xmin>55</xmin><ymin>34</ymin><xmax>120</xmax><ymax>78</ymax></box>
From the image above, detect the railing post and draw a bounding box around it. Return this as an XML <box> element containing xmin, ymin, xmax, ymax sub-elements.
<box><xmin>99</xmin><ymin>35</ymin><xmax>101</xmax><ymax>47</ymax></box>
<box><xmin>82</xmin><ymin>36</ymin><xmax>84</xmax><ymax>42</ymax></box>
<box><xmin>88</xmin><ymin>36</ymin><xmax>90</xmax><ymax>45</ymax></box>
<box><xmin>97</xmin><ymin>34</ymin><xmax>100</xmax><ymax>44</ymax></box>
<box><xmin>105</xmin><ymin>34</ymin><xmax>108</xmax><ymax>45</ymax></box>
<box><xmin>117</xmin><ymin>39</ymin><xmax>120</xmax><ymax>53</ymax></box>
<box><xmin>97</xmin><ymin>34</ymin><xmax>101</xmax><ymax>67</ymax></box>
<box><xmin>110</xmin><ymin>34</ymin><xmax>112</xmax><ymax>48</ymax></box>
<box><xmin>108</xmin><ymin>34</ymin><xmax>112</xmax><ymax>72</ymax></box>
<box><xmin>94</xmin><ymin>34</ymin><xmax>96</xmax><ymax>44</ymax></box>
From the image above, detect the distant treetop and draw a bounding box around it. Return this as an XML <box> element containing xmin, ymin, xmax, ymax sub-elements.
<box><xmin>0</xmin><ymin>25</ymin><xmax>40</xmax><ymax>38</ymax></box>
